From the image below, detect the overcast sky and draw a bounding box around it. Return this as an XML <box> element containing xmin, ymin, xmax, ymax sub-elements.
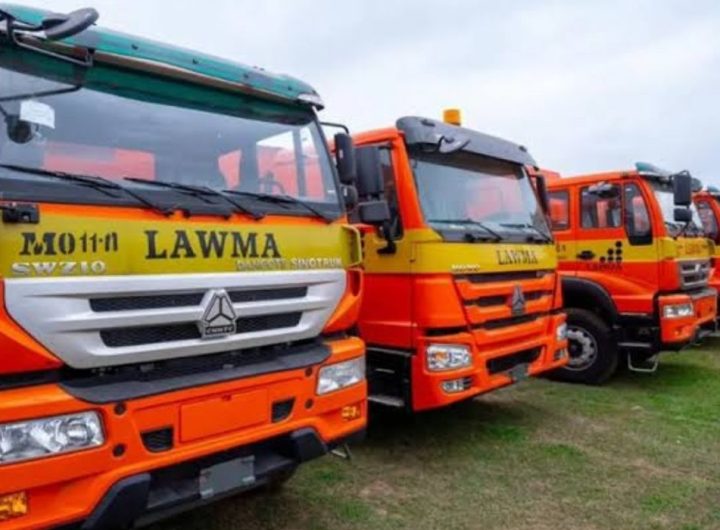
<box><xmin>23</xmin><ymin>0</ymin><xmax>720</xmax><ymax>186</ymax></box>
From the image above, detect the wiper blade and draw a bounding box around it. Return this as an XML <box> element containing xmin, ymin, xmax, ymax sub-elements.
<box><xmin>427</xmin><ymin>218</ymin><xmax>503</xmax><ymax>242</ymax></box>
<box><xmin>0</xmin><ymin>163</ymin><xmax>173</xmax><ymax>216</ymax></box>
<box><xmin>499</xmin><ymin>222</ymin><xmax>553</xmax><ymax>242</ymax></box>
<box><xmin>223</xmin><ymin>189</ymin><xmax>333</xmax><ymax>223</ymax></box>
<box><xmin>125</xmin><ymin>178</ymin><xmax>264</xmax><ymax>220</ymax></box>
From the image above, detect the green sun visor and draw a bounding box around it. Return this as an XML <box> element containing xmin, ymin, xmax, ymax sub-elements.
<box><xmin>0</xmin><ymin>3</ymin><xmax>324</xmax><ymax>109</ymax></box>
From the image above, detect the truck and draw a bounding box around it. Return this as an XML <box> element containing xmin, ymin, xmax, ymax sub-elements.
<box><xmin>543</xmin><ymin>163</ymin><xmax>717</xmax><ymax>384</ymax></box>
<box><xmin>0</xmin><ymin>5</ymin><xmax>366</xmax><ymax>528</ymax></box>
<box><xmin>694</xmin><ymin>187</ymin><xmax>720</xmax><ymax>328</ymax></box>
<box><xmin>346</xmin><ymin>110</ymin><xmax>568</xmax><ymax>412</ymax></box>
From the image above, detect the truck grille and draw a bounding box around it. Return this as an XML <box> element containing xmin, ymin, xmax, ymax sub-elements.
<box><xmin>679</xmin><ymin>260</ymin><xmax>711</xmax><ymax>290</ymax></box>
<box><xmin>101</xmin><ymin>313</ymin><xmax>302</xmax><ymax>347</ymax></box>
<box><xmin>5</xmin><ymin>270</ymin><xmax>346</xmax><ymax>369</ymax></box>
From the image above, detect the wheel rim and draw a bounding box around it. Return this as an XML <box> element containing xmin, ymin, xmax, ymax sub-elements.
<box><xmin>565</xmin><ymin>325</ymin><xmax>599</xmax><ymax>371</ymax></box>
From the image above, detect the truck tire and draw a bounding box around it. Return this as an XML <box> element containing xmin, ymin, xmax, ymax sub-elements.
<box><xmin>553</xmin><ymin>307</ymin><xmax>618</xmax><ymax>384</ymax></box>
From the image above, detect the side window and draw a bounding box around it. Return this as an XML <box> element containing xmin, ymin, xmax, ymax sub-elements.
<box><xmin>697</xmin><ymin>200</ymin><xmax>719</xmax><ymax>240</ymax></box>
<box><xmin>623</xmin><ymin>183</ymin><xmax>652</xmax><ymax>244</ymax></box>
<box><xmin>379</xmin><ymin>146</ymin><xmax>403</xmax><ymax>239</ymax></box>
<box><xmin>548</xmin><ymin>190</ymin><xmax>570</xmax><ymax>230</ymax></box>
<box><xmin>580</xmin><ymin>184</ymin><xmax>622</xmax><ymax>229</ymax></box>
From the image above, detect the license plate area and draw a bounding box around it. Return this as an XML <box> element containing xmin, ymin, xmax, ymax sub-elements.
<box><xmin>199</xmin><ymin>456</ymin><xmax>255</xmax><ymax>499</ymax></box>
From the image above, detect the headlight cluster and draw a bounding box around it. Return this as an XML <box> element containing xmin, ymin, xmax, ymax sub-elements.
<box><xmin>317</xmin><ymin>357</ymin><xmax>365</xmax><ymax>395</ymax></box>
<box><xmin>556</xmin><ymin>322</ymin><xmax>568</xmax><ymax>342</ymax></box>
<box><xmin>426</xmin><ymin>344</ymin><xmax>472</xmax><ymax>371</ymax></box>
<box><xmin>0</xmin><ymin>411</ymin><xmax>104</xmax><ymax>465</ymax></box>
<box><xmin>662</xmin><ymin>303</ymin><xmax>694</xmax><ymax>319</ymax></box>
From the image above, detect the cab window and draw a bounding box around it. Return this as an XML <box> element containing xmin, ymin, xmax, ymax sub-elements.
<box><xmin>548</xmin><ymin>190</ymin><xmax>570</xmax><ymax>230</ymax></box>
<box><xmin>697</xmin><ymin>200</ymin><xmax>719</xmax><ymax>240</ymax></box>
<box><xmin>623</xmin><ymin>183</ymin><xmax>652</xmax><ymax>244</ymax></box>
<box><xmin>581</xmin><ymin>184</ymin><xmax>622</xmax><ymax>229</ymax></box>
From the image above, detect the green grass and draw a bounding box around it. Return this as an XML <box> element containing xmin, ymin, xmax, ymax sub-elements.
<box><xmin>152</xmin><ymin>339</ymin><xmax>720</xmax><ymax>530</ymax></box>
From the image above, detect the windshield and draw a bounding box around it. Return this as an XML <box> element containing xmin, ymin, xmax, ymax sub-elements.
<box><xmin>0</xmin><ymin>50</ymin><xmax>341</xmax><ymax>218</ymax></box>
<box><xmin>410</xmin><ymin>149</ymin><xmax>550</xmax><ymax>242</ymax></box>
<box><xmin>648</xmin><ymin>181</ymin><xmax>703</xmax><ymax>237</ymax></box>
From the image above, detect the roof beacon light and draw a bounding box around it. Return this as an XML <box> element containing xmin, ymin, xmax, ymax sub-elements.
<box><xmin>443</xmin><ymin>108</ymin><xmax>462</xmax><ymax>126</ymax></box>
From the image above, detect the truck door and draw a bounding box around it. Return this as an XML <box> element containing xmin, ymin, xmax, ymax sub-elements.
<box><xmin>548</xmin><ymin>188</ymin><xmax>577</xmax><ymax>276</ymax></box>
<box><xmin>574</xmin><ymin>181</ymin><xmax>658</xmax><ymax>313</ymax></box>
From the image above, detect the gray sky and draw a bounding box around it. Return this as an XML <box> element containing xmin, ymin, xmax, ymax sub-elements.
<box><xmin>23</xmin><ymin>0</ymin><xmax>720</xmax><ymax>186</ymax></box>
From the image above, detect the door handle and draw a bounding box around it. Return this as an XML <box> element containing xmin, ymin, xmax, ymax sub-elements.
<box><xmin>576</xmin><ymin>250</ymin><xmax>596</xmax><ymax>260</ymax></box>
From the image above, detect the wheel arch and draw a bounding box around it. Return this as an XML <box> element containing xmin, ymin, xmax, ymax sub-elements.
<box><xmin>561</xmin><ymin>277</ymin><xmax>618</xmax><ymax>326</ymax></box>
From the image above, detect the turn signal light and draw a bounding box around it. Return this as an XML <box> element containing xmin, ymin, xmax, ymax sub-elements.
<box><xmin>0</xmin><ymin>492</ymin><xmax>28</xmax><ymax>522</ymax></box>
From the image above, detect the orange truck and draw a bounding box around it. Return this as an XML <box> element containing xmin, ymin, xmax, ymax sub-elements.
<box><xmin>0</xmin><ymin>5</ymin><xmax>367</xmax><ymax>528</ymax></box>
<box><xmin>695</xmin><ymin>187</ymin><xmax>720</xmax><ymax>327</ymax></box>
<box><xmin>347</xmin><ymin>111</ymin><xmax>568</xmax><ymax>411</ymax></box>
<box><xmin>543</xmin><ymin>163</ymin><xmax>717</xmax><ymax>384</ymax></box>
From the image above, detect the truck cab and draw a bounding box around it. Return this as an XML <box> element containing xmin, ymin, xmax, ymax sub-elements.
<box><xmin>546</xmin><ymin>163</ymin><xmax>717</xmax><ymax>383</ymax></box>
<box><xmin>349</xmin><ymin>114</ymin><xmax>568</xmax><ymax>412</ymax></box>
<box><xmin>0</xmin><ymin>5</ymin><xmax>366</xmax><ymax>528</ymax></box>
<box><xmin>694</xmin><ymin>188</ymin><xmax>720</xmax><ymax>327</ymax></box>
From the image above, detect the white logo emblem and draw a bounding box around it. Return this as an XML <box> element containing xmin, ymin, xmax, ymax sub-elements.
<box><xmin>509</xmin><ymin>285</ymin><xmax>526</xmax><ymax>317</ymax></box>
<box><xmin>198</xmin><ymin>289</ymin><xmax>237</xmax><ymax>339</ymax></box>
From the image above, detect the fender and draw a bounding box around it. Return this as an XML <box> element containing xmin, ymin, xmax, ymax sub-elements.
<box><xmin>561</xmin><ymin>277</ymin><xmax>618</xmax><ymax>323</ymax></box>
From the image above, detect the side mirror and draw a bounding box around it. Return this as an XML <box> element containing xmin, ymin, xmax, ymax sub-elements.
<box><xmin>674</xmin><ymin>207</ymin><xmax>692</xmax><ymax>224</ymax></box>
<box><xmin>358</xmin><ymin>200</ymin><xmax>391</xmax><ymax>224</ymax></box>
<box><xmin>41</xmin><ymin>8</ymin><xmax>99</xmax><ymax>40</ymax></box>
<box><xmin>673</xmin><ymin>173</ymin><xmax>692</xmax><ymax>206</ymax></box>
<box><xmin>334</xmin><ymin>133</ymin><xmax>356</xmax><ymax>185</ymax></box>
<box><xmin>355</xmin><ymin>146</ymin><xmax>384</xmax><ymax>198</ymax></box>
<box><xmin>534</xmin><ymin>175</ymin><xmax>550</xmax><ymax>215</ymax></box>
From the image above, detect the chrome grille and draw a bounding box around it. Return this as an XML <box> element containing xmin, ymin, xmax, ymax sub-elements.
<box><xmin>679</xmin><ymin>260</ymin><xmax>711</xmax><ymax>290</ymax></box>
<box><xmin>5</xmin><ymin>270</ymin><xmax>346</xmax><ymax>369</ymax></box>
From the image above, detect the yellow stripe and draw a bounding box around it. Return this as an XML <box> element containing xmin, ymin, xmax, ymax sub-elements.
<box><xmin>556</xmin><ymin>237</ymin><xmax>713</xmax><ymax>263</ymax></box>
<box><xmin>0</xmin><ymin>214</ymin><xmax>358</xmax><ymax>277</ymax></box>
<box><xmin>363</xmin><ymin>228</ymin><xmax>557</xmax><ymax>274</ymax></box>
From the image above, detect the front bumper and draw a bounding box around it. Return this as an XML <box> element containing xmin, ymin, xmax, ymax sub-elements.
<box><xmin>659</xmin><ymin>289</ymin><xmax>717</xmax><ymax>348</ymax></box>
<box><xmin>0</xmin><ymin>337</ymin><xmax>366</xmax><ymax>530</ymax></box>
<box><xmin>410</xmin><ymin>313</ymin><xmax>568</xmax><ymax>411</ymax></box>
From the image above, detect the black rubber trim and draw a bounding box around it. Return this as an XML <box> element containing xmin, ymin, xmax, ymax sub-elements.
<box><xmin>81</xmin><ymin>474</ymin><xmax>151</xmax><ymax>530</ymax></box>
<box><xmin>0</xmin><ymin>369</ymin><xmax>59</xmax><ymax>391</ymax></box>
<box><xmin>59</xmin><ymin>340</ymin><xmax>330</xmax><ymax>404</ymax></box>
<box><xmin>458</xmin><ymin>270</ymin><xmax>552</xmax><ymax>283</ymax></box>
<box><xmin>76</xmin><ymin>427</ymin><xmax>365</xmax><ymax>530</ymax></box>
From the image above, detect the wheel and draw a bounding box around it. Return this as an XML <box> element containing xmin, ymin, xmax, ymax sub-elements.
<box><xmin>552</xmin><ymin>307</ymin><xmax>618</xmax><ymax>384</ymax></box>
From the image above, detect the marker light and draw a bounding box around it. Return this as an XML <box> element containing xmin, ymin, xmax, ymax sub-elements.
<box><xmin>443</xmin><ymin>108</ymin><xmax>462</xmax><ymax>126</ymax></box>
<box><xmin>0</xmin><ymin>492</ymin><xmax>28</xmax><ymax>522</ymax></box>
<box><xmin>426</xmin><ymin>344</ymin><xmax>472</xmax><ymax>371</ymax></box>
<box><xmin>662</xmin><ymin>303</ymin><xmax>694</xmax><ymax>319</ymax></box>
<box><xmin>317</xmin><ymin>357</ymin><xmax>365</xmax><ymax>395</ymax></box>
<box><xmin>0</xmin><ymin>411</ymin><xmax>104</xmax><ymax>465</ymax></box>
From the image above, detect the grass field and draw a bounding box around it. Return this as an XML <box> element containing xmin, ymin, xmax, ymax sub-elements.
<box><xmin>154</xmin><ymin>339</ymin><xmax>720</xmax><ymax>530</ymax></box>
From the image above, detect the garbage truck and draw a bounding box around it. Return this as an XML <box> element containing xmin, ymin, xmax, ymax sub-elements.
<box><xmin>0</xmin><ymin>5</ymin><xmax>366</xmax><ymax>528</ymax></box>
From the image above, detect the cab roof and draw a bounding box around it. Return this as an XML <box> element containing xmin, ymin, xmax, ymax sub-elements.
<box><xmin>0</xmin><ymin>4</ymin><xmax>323</xmax><ymax>108</ymax></box>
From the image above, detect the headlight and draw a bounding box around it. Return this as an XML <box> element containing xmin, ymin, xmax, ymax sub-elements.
<box><xmin>662</xmin><ymin>303</ymin><xmax>694</xmax><ymax>319</ymax></box>
<box><xmin>426</xmin><ymin>344</ymin><xmax>472</xmax><ymax>371</ymax></box>
<box><xmin>556</xmin><ymin>322</ymin><xmax>568</xmax><ymax>342</ymax></box>
<box><xmin>317</xmin><ymin>357</ymin><xmax>365</xmax><ymax>395</ymax></box>
<box><xmin>0</xmin><ymin>411</ymin><xmax>104</xmax><ymax>465</ymax></box>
